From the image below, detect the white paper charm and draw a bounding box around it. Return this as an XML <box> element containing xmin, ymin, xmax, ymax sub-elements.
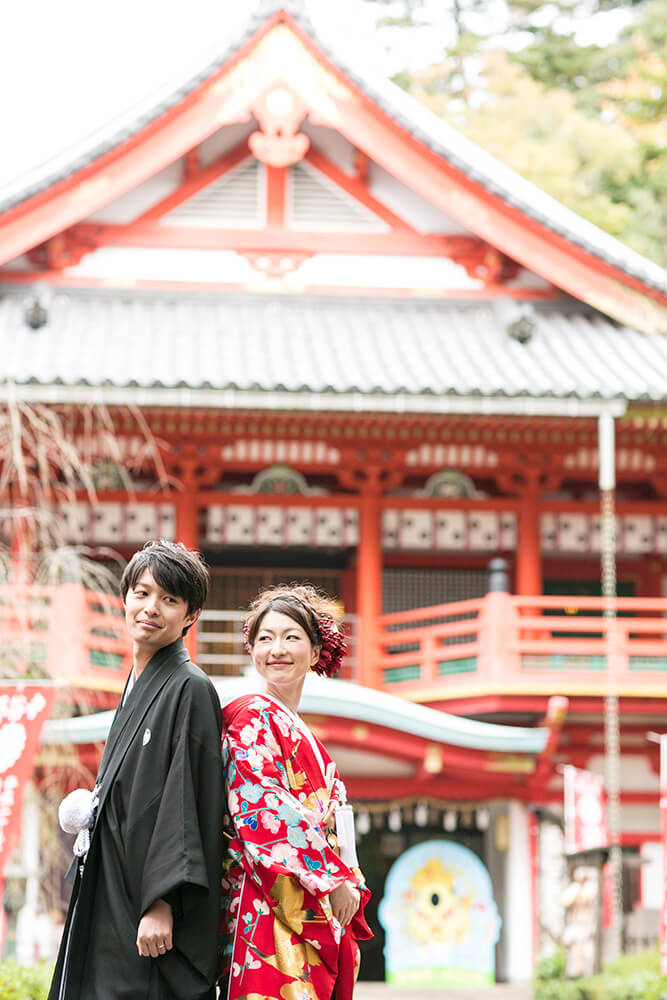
<box><xmin>335</xmin><ymin>804</ymin><xmax>359</xmax><ymax>868</ymax></box>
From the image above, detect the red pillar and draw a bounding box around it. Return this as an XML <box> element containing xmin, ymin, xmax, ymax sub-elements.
<box><xmin>176</xmin><ymin>483</ymin><xmax>200</xmax><ymax>663</ymax></box>
<box><xmin>356</xmin><ymin>490</ymin><xmax>382</xmax><ymax>688</ymax></box>
<box><xmin>517</xmin><ymin>491</ymin><xmax>542</xmax><ymax>597</ymax></box>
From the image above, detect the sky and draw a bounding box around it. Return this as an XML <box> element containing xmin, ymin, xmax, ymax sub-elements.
<box><xmin>0</xmin><ymin>0</ymin><xmax>635</xmax><ymax>193</ymax></box>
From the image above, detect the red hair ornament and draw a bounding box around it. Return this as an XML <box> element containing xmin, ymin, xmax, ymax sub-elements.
<box><xmin>243</xmin><ymin>612</ymin><xmax>347</xmax><ymax>678</ymax></box>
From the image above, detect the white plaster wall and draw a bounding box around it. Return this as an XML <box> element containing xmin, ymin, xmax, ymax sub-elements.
<box><xmin>304</xmin><ymin>123</ymin><xmax>357</xmax><ymax>172</ymax></box>
<box><xmin>504</xmin><ymin>801</ymin><xmax>534</xmax><ymax>982</ymax></box>
<box><xmin>587</xmin><ymin>753</ymin><xmax>659</xmax><ymax>792</ymax></box>
<box><xmin>87</xmin><ymin>160</ymin><xmax>183</xmax><ymax>223</ymax></box>
<box><xmin>619</xmin><ymin>804</ymin><xmax>660</xmax><ymax>834</ymax></box>
<box><xmin>641</xmin><ymin>841</ymin><xmax>663</xmax><ymax>909</ymax></box>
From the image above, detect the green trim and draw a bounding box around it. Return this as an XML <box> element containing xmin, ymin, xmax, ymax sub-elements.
<box><xmin>383</xmin><ymin>665</ymin><xmax>421</xmax><ymax>683</ymax></box>
<box><xmin>439</xmin><ymin>657</ymin><xmax>477</xmax><ymax>675</ymax></box>
<box><xmin>629</xmin><ymin>657</ymin><xmax>667</xmax><ymax>671</ymax></box>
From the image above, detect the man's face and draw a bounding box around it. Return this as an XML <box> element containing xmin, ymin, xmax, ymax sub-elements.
<box><xmin>124</xmin><ymin>569</ymin><xmax>199</xmax><ymax>651</ymax></box>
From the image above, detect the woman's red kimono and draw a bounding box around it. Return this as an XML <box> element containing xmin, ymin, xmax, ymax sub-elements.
<box><xmin>220</xmin><ymin>694</ymin><xmax>372</xmax><ymax>1000</ymax></box>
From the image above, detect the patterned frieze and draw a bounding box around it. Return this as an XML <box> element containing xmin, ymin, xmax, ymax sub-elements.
<box><xmin>58</xmin><ymin>502</ymin><xmax>176</xmax><ymax>545</ymax></box>
<box><xmin>541</xmin><ymin>512</ymin><xmax>667</xmax><ymax>554</ymax></box>
<box><xmin>206</xmin><ymin>505</ymin><xmax>359</xmax><ymax>547</ymax></box>
<box><xmin>382</xmin><ymin>509</ymin><xmax>517</xmax><ymax>552</ymax></box>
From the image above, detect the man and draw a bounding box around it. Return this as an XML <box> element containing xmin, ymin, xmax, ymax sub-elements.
<box><xmin>49</xmin><ymin>540</ymin><xmax>223</xmax><ymax>1000</ymax></box>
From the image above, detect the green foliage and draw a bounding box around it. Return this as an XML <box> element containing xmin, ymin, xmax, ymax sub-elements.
<box><xmin>367</xmin><ymin>0</ymin><xmax>667</xmax><ymax>267</ymax></box>
<box><xmin>0</xmin><ymin>961</ymin><xmax>53</xmax><ymax>1000</ymax></box>
<box><xmin>533</xmin><ymin>949</ymin><xmax>667</xmax><ymax>1000</ymax></box>
<box><xmin>535</xmin><ymin>949</ymin><xmax>567</xmax><ymax>981</ymax></box>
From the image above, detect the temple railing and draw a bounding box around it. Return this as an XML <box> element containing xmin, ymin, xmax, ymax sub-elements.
<box><xmin>377</xmin><ymin>594</ymin><xmax>667</xmax><ymax>698</ymax></box>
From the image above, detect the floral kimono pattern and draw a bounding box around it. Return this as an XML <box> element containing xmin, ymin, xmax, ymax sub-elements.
<box><xmin>220</xmin><ymin>694</ymin><xmax>371</xmax><ymax>1000</ymax></box>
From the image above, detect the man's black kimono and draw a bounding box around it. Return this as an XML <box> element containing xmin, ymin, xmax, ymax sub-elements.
<box><xmin>49</xmin><ymin>639</ymin><xmax>223</xmax><ymax>1000</ymax></box>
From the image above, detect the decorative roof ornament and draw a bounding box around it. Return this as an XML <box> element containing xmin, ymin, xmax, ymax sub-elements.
<box><xmin>422</xmin><ymin>469</ymin><xmax>481</xmax><ymax>500</ymax></box>
<box><xmin>248</xmin><ymin>85</ymin><xmax>310</xmax><ymax>167</ymax></box>
<box><xmin>247</xmin><ymin>464</ymin><xmax>315</xmax><ymax>495</ymax></box>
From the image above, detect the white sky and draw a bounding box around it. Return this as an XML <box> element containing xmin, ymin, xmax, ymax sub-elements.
<box><xmin>0</xmin><ymin>0</ymin><xmax>635</xmax><ymax>192</ymax></box>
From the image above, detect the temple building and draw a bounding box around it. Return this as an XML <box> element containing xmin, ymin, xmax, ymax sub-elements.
<box><xmin>1</xmin><ymin>0</ymin><xmax>666</xmax><ymax>982</ymax></box>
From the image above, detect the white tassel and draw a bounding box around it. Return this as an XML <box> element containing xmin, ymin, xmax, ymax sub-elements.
<box><xmin>58</xmin><ymin>788</ymin><xmax>98</xmax><ymax>858</ymax></box>
<box><xmin>335</xmin><ymin>804</ymin><xmax>358</xmax><ymax>868</ymax></box>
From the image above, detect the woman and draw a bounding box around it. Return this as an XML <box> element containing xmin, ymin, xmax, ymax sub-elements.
<box><xmin>219</xmin><ymin>584</ymin><xmax>372</xmax><ymax>1000</ymax></box>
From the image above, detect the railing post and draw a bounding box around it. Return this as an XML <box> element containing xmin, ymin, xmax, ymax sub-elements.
<box><xmin>46</xmin><ymin>583</ymin><xmax>89</xmax><ymax>683</ymax></box>
<box><xmin>420</xmin><ymin>633</ymin><xmax>437</xmax><ymax>684</ymax></box>
<box><xmin>479</xmin><ymin>592</ymin><xmax>515</xmax><ymax>684</ymax></box>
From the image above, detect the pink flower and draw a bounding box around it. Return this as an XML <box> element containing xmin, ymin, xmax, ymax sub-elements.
<box><xmin>240</xmin><ymin>722</ymin><xmax>260</xmax><ymax>746</ymax></box>
<box><xmin>260</xmin><ymin>811</ymin><xmax>281</xmax><ymax>834</ymax></box>
<box><xmin>270</xmin><ymin>842</ymin><xmax>300</xmax><ymax>871</ymax></box>
<box><xmin>273</xmin><ymin>712</ymin><xmax>293</xmax><ymax>738</ymax></box>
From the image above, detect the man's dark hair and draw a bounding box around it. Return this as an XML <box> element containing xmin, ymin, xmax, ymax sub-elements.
<box><xmin>120</xmin><ymin>541</ymin><xmax>210</xmax><ymax>631</ymax></box>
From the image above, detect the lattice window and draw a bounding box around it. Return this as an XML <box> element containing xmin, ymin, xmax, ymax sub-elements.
<box><xmin>382</xmin><ymin>567</ymin><xmax>488</xmax><ymax>614</ymax></box>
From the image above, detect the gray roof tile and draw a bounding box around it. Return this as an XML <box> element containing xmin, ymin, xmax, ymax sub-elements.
<box><xmin>1</xmin><ymin>289</ymin><xmax>665</xmax><ymax>403</ymax></box>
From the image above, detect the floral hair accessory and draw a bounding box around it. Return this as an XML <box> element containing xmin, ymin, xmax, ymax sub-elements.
<box><xmin>243</xmin><ymin>611</ymin><xmax>347</xmax><ymax>678</ymax></box>
<box><xmin>313</xmin><ymin>613</ymin><xmax>347</xmax><ymax>678</ymax></box>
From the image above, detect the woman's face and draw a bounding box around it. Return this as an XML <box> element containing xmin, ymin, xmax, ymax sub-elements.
<box><xmin>251</xmin><ymin>609</ymin><xmax>320</xmax><ymax>691</ymax></box>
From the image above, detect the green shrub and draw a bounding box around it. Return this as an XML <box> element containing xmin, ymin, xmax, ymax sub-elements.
<box><xmin>0</xmin><ymin>961</ymin><xmax>53</xmax><ymax>1000</ymax></box>
<box><xmin>534</xmin><ymin>948</ymin><xmax>667</xmax><ymax>1000</ymax></box>
<box><xmin>535</xmin><ymin>949</ymin><xmax>567</xmax><ymax>981</ymax></box>
<box><xmin>534</xmin><ymin>979</ymin><xmax>583</xmax><ymax>1000</ymax></box>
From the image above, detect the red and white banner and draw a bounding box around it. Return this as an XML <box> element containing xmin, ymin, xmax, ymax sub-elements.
<box><xmin>0</xmin><ymin>686</ymin><xmax>55</xmax><ymax>880</ymax></box>
<box><xmin>563</xmin><ymin>765</ymin><xmax>609</xmax><ymax>855</ymax></box>
<box><xmin>659</xmin><ymin>737</ymin><xmax>667</xmax><ymax>974</ymax></box>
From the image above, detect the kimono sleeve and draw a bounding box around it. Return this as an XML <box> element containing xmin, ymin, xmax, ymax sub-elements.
<box><xmin>139</xmin><ymin>677</ymin><xmax>223</xmax><ymax>918</ymax></box>
<box><xmin>224</xmin><ymin>703</ymin><xmax>351</xmax><ymax>899</ymax></box>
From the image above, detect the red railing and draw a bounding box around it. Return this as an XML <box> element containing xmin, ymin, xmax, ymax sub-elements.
<box><xmin>377</xmin><ymin>594</ymin><xmax>667</xmax><ymax>697</ymax></box>
<box><xmin>0</xmin><ymin>583</ymin><xmax>130</xmax><ymax>688</ymax></box>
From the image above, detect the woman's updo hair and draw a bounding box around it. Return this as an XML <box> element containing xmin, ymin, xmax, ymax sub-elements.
<box><xmin>243</xmin><ymin>584</ymin><xmax>347</xmax><ymax>677</ymax></box>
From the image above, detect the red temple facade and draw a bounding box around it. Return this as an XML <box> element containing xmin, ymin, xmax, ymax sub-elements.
<box><xmin>1</xmin><ymin>0</ymin><xmax>667</xmax><ymax>980</ymax></box>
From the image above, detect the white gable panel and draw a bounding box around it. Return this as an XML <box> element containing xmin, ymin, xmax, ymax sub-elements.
<box><xmin>289</xmin><ymin>161</ymin><xmax>388</xmax><ymax>232</ymax></box>
<box><xmin>369</xmin><ymin>161</ymin><xmax>472</xmax><ymax>235</ymax></box>
<box><xmin>302</xmin><ymin>123</ymin><xmax>357</xmax><ymax>173</ymax></box>
<box><xmin>163</xmin><ymin>159</ymin><xmax>264</xmax><ymax>229</ymax></box>
<box><xmin>87</xmin><ymin>160</ymin><xmax>183</xmax><ymax>224</ymax></box>
<box><xmin>198</xmin><ymin>123</ymin><xmax>256</xmax><ymax>167</ymax></box>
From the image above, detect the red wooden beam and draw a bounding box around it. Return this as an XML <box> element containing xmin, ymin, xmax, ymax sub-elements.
<box><xmin>304</xmin><ymin>147</ymin><xmax>413</xmax><ymax>231</ymax></box>
<box><xmin>329</xmin><ymin>96</ymin><xmax>667</xmax><ymax>331</ymax></box>
<box><xmin>72</xmin><ymin>220</ymin><xmax>480</xmax><ymax>257</ymax></box>
<box><xmin>266</xmin><ymin>165</ymin><xmax>286</xmax><ymax>226</ymax></box>
<box><xmin>135</xmin><ymin>141</ymin><xmax>251</xmax><ymax>223</ymax></box>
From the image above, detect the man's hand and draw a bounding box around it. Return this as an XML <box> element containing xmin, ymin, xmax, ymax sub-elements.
<box><xmin>137</xmin><ymin>898</ymin><xmax>173</xmax><ymax>958</ymax></box>
<box><xmin>330</xmin><ymin>881</ymin><xmax>360</xmax><ymax>927</ymax></box>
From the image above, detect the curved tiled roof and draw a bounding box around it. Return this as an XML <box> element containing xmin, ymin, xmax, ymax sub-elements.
<box><xmin>0</xmin><ymin>1</ymin><xmax>666</xmax><ymax>297</ymax></box>
<box><xmin>0</xmin><ymin>288</ymin><xmax>664</xmax><ymax>404</ymax></box>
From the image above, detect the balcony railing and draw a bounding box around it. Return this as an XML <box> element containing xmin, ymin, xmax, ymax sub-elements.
<box><xmin>378</xmin><ymin>594</ymin><xmax>667</xmax><ymax>698</ymax></box>
<box><xmin>0</xmin><ymin>582</ymin><xmax>130</xmax><ymax>687</ymax></box>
